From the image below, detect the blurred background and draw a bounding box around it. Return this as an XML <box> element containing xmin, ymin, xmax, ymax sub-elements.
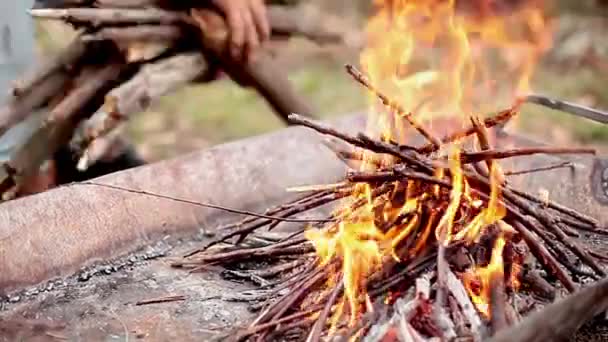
<box><xmin>35</xmin><ymin>0</ymin><xmax>608</xmax><ymax>161</ymax></box>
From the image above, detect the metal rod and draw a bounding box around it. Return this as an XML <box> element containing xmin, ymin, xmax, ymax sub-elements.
<box><xmin>523</xmin><ymin>94</ymin><xmax>608</xmax><ymax>125</ymax></box>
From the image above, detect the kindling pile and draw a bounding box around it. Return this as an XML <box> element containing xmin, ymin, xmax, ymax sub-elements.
<box><xmin>174</xmin><ymin>63</ymin><xmax>608</xmax><ymax>341</ymax></box>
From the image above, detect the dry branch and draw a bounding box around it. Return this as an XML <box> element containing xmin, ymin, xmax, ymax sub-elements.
<box><xmin>72</xmin><ymin>52</ymin><xmax>209</xmax><ymax>156</ymax></box>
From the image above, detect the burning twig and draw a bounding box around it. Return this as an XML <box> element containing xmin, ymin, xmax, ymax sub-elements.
<box><xmin>460</xmin><ymin>147</ymin><xmax>595</xmax><ymax>164</ymax></box>
<box><xmin>345</xmin><ymin>64</ymin><xmax>441</xmax><ymax>148</ymax></box>
<box><xmin>180</xmin><ymin>106</ymin><xmax>605</xmax><ymax>340</ymax></box>
<box><xmin>504</xmin><ymin>161</ymin><xmax>573</xmax><ymax>176</ymax></box>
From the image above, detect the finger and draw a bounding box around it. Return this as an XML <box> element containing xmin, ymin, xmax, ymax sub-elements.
<box><xmin>226</xmin><ymin>5</ymin><xmax>245</xmax><ymax>61</ymax></box>
<box><xmin>242</xmin><ymin>8</ymin><xmax>259</xmax><ymax>61</ymax></box>
<box><xmin>250</xmin><ymin>0</ymin><xmax>270</xmax><ymax>42</ymax></box>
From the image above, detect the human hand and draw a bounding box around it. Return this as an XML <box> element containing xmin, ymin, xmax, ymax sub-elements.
<box><xmin>210</xmin><ymin>0</ymin><xmax>270</xmax><ymax>62</ymax></box>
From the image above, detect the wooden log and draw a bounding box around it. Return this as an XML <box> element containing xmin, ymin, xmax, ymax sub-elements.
<box><xmin>46</xmin><ymin>64</ymin><xmax>125</xmax><ymax>124</ymax></box>
<box><xmin>10</xmin><ymin>36</ymin><xmax>87</xmax><ymax>97</ymax></box>
<box><xmin>490</xmin><ymin>278</ymin><xmax>608</xmax><ymax>342</ymax></box>
<box><xmin>267</xmin><ymin>5</ymin><xmax>361</xmax><ymax>46</ymax></box>
<box><xmin>445</xmin><ymin>268</ymin><xmax>482</xmax><ymax>339</ymax></box>
<box><xmin>73</xmin><ymin>52</ymin><xmax>209</xmax><ymax>153</ymax></box>
<box><xmin>0</xmin><ymin>63</ymin><xmax>126</xmax><ymax>194</ymax></box>
<box><xmin>0</xmin><ymin>72</ymin><xmax>70</xmax><ymax>137</ymax></box>
<box><xmin>191</xmin><ymin>8</ymin><xmax>316</xmax><ymax>123</ymax></box>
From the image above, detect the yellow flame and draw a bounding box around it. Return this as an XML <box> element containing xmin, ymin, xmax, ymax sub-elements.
<box><xmin>463</xmin><ymin>233</ymin><xmax>507</xmax><ymax>317</ymax></box>
<box><xmin>304</xmin><ymin>0</ymin><xmax>550</xmax><ymax>326</ymax></box>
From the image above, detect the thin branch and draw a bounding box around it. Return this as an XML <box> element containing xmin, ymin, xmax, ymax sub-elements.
<box><xmin>504</xmin><ymin>161</ymin><xmax>573</xmax><ymax>176</ymax></box>
<box><xmin>76</xmin><ymin>181</ymin><xmax>334</xmax><ymax>223</ymax></box>
<box><xmin>345</xmin><ymin>64</ymin><xmax>441</xmax><ymax>148</ymax></box>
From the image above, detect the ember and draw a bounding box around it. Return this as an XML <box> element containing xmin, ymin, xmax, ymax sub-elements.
<box><xmin>175</xmin><ymin>1</ymin><xmax>608</xmax><ymax>341</ymax></box>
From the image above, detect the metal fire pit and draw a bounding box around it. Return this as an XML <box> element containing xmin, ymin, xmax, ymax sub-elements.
<box><xmin>0</xmin><ymin>113</ymin><xmax>607</xmax><ymax>341</ymax></box>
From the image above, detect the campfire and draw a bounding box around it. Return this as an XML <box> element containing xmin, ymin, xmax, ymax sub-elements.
<box><xmin>174</xmin><ymin>1</ymin><xmax>608</xmax><ymax>341</ymax></box>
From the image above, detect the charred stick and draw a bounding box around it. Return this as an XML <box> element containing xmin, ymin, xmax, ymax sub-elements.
<box><xmin>460</xmin><ymin>147</ymin><xmax>595</xmax><ymax>164</ymax></box>
<box><xmin>252</xmin><ymin>259</ymin><xmax>306</xmax><ymax>278</ymax></box>
<box><xmin>135</xmin><ymin>294</ymin><xmax>186</xmax><ymax>306</ymax></box>
<box><xmin>558</xmin><ymin>223</ymin><xmax>580</xmax><ymax>238</ymax></box>
<box><xmin>470</xmin><ymin>116</ymin><xmax>492</xmax><ymax>173</ymax></box>
<box><xmin>504</xmin><ymin>161</ymin><xmax>573</xmax><ymax>176</ymax></box>
<box><xmin>199</xmin><ymin>191</ymin><xmax>344</xmax><ymax>252</ymax></box>
<box><xmin>183</xmin><ymin>238</ymin><xmax>310</xmax><ymax>264</ymax></box>
<box><xmin>81</xmin><ymin>24</ymin><xmax>184</xmax><ymax>42</ymax></box>
<box><xmin>266</xmin><ymin>318</ymin><xmax>315</xmax><ymax>340</ymax></box>
<box><xmin>502</xmin><ymin>189</ymin><xmax>606</xmax><ymax>277</ymax></box>
<box><xmin>369</xmin><ymin>252</ymin><xmax>437</xmax><ymax>297</ymax></box>
<box><xmin>254</xmin><ymin>266</ymin><xmax>327</xmax><ymax>326</ymax></box>
<box><xmin>307</xmin><ymin>278</ymin><xmax>344</xmax><ymax>342</ymax></box>
<box><xmin>288</xmin><ymin>114</ymin><xmax>429</xmax><ymax>172</ymax></box>
<box><xmin>445</xmin><ymin>268</ymin><xmax>483</xmax><ymax>338</ymax></box>
<box><xmin>82</xmin><ymin>182</ymin><xmax>333</xmax><ymax>227</ymax></box>
<box><xmin>419</xmin><ymin>103</ymin><xmax>521</xmax><ymax>154</ymax></box>
<box><xmin>347</xmin><ymin>170</ymin><xmax>398</xmax><ymax>183</ymax></box>
<box><xmin>507</xmin><ymin>219</ymin><xmax>576</xmax><ymax>292</ymax></box>
<box><xmin>490</xmin><ymin>270</ymin><xmax>508</xmax><ymax>335</ymax></box>
<box><xmin>288</xmin><ymin>113</ymin><xmax>372</xmax><ymax>150</ymax></box>
<box><xmin>322</xmin><ymin>138</ymin><xmax>384</xmax><ymax>169</ymax></box>
<box><xmin>521</xmin><ymin>268</ymin><xmax>555</xmax><ymax>301</ymax></box>
<box><xmin>510</xmin><ymin>187</ymin><xmax>599</xmax><ymax>227</ymax></box>
<box><xmin>345</xmin><ymin>64</ymin><xmax>441</xmax><ymax>148</ymax></box>
<box><xmin>557</xmin><ymin>216</ymin><xmax>608</xmax><ymax>235</ymax></box>
<box><xmin>233</xmin><ymin>306</ymin><xmax>322</xmax><ymax>341</ymax></box>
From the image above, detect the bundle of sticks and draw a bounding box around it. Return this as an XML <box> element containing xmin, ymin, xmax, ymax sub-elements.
<box><xmin>0</xmin><ymin>0</ymin><xmax>358</xmax><ymax>198</ymax></box>
<box><xmin>173</xmin><ymin>65</ymin><xmax>608</xmax><ymax>341</ymax></box>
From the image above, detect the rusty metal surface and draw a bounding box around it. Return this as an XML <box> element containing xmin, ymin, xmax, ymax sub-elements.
<box><xmin>1</xmin><ymin>113</ymin><xmax>608</xmax><ymax>341</ymax></box>
<box><xmin>0</xmin><ymin>115</ymin><xmax>365</xmax><ymax>294</ymax></box>
<box><xmin>0</xmin><ymin>237</ymin><xmax>255</xmax><ymax>341</ymax></box>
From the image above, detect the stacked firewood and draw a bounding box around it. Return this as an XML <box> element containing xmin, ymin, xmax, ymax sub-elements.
<box><xmin>0</xmin><ymin>0</ymin><xmax>359</xmax><ymax>199</ymax></box>
<box><xmin>173</xmin><ymin>65</ymin><xmax>608</xmax><ymax>341</ymax></box>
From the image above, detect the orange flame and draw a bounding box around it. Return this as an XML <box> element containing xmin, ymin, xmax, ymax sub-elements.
<box><xmin>463</xmin><ymin>232</ymin><xmax>507</xmax><ymax>317</ymax></box>
<box><xmin>305</xmin><ymin>0</ymin><xmax>551</xmax><ymax>326</ymax></box>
